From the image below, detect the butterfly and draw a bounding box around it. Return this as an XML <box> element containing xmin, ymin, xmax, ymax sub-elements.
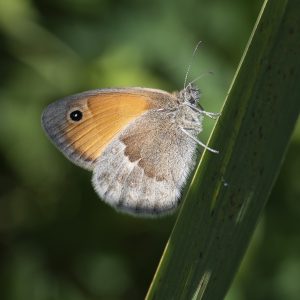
<box><xmin>41</xmin><ymin>83</ymin><xmax>219</xmax><ymax>217</ymax></box>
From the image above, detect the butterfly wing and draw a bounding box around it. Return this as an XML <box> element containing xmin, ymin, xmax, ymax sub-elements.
<box><xmin>92</xmin><ymin>108</ymin><xmax>198</xmax><ymax>216</ymax></box>
<box><xmin>42</xmin><ymin>88</ymin><xmax>158</xmax><ymax>170</ymax></box>
<box><xmin>42</xmin><ymin>88</ymin><xmax>199</xmax><ymax>216</ymax></box>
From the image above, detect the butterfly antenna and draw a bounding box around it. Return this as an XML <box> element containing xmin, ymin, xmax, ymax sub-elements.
<box><xmin>183</xmin><ymin>40</ymin><xmax>202</xmax><ymax>92</ymax></box>
<box><xmin>188</xmin><ymin>71</ymin><xmax>214</xmax><ymax>86</ymax></box>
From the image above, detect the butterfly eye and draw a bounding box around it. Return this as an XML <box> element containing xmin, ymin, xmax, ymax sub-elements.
<box><xmin>69</xmin><ymin>110</ymin><xmax>83</xmax><ymax>122</ymax></box>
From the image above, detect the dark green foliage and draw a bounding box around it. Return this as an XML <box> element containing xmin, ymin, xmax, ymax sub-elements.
<box><xmin>146</xmin><ymin>0</ymin><xmax>300</xmax><ymax>299</ymax></box>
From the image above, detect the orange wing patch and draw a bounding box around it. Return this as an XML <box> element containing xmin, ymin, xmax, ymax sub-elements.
<box><xmin>65</xmin><ymin>93</ymin><xmax>152</xmax><ymax>162</ymax></box>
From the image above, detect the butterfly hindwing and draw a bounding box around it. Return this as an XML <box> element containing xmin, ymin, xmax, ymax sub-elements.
<box><xmin>92</xmin><ymin>109</ymin><xmax>198</xmax><ymax>216</ymax></box>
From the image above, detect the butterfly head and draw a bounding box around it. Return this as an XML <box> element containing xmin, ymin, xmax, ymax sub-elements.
<box><xmin>179</xmin><ymin>83</ymin><xmax>201</xmax><ymax>107</ymax></box>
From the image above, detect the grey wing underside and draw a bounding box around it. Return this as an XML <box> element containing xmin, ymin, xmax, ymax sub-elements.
<box><xmin>92</xmin><ymin>110</ymin><xmax>198</xmax><ymax>216</ymax></box>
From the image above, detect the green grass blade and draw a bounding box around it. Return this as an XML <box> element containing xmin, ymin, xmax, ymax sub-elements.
<box><xmin>146</xmin><ymin>0</ymin><xmax>300</xmax><ymax>299</ymax></box>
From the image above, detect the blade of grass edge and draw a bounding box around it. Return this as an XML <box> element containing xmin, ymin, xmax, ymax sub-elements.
<box><xmin>146</xmin><ymin>0</ymin><xmax>300</xmax><ymax>299</ymax></box>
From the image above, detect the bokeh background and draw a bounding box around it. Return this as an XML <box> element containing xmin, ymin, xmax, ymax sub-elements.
<box><xmin>0</xmin><ymin>0</ymin><xmax>299</xmax><ymax>299</ymax></box>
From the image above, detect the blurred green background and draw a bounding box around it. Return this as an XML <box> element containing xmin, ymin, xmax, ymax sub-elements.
<box><xmin>0</xmin><ymin>0</ymin><xmax>299</xmax><ymax>299</ymax></box>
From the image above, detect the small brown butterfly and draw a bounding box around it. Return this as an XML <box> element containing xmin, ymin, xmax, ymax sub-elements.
<box><xmin>42</xmin><ymin>83</ymin><xmax>219</xmax><ymax>217</ymax></box>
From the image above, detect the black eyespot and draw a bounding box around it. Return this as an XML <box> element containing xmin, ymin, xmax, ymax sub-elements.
<box><xmin>69</xmin><ymin>110</ymin><xmax>83</xmax><ymax>122</ymax></box>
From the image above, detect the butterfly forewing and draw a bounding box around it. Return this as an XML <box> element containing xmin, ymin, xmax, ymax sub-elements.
<box><xmin>42</xmin><ymin>89</ymin><xmax>156</xmax><ymax>170</ymax></box>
